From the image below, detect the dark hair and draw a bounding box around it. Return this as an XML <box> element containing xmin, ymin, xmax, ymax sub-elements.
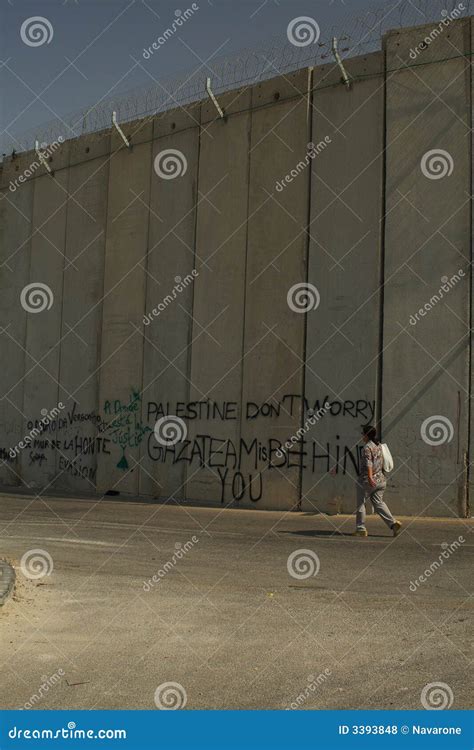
<box><xmin>361</xmin><ymin>424</ymin><xmax>380</xmax><ymax>444</ymax></box>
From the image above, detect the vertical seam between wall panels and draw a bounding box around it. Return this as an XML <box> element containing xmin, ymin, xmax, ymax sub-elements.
<box><xmin>466</xmin><ymin>20</ymin><xmax>473</xmax><ymax>518</ymax></box>
<box><xmin>298</xmin><ymin>66</ymin><xmax>315</xmax><ymax>512</ymax></box>
<box><xmin>19</xmin><ymin>179</ymin><xmax>36</xmax><ymax>488</ymax></box>
<box><xmin>184</xmin><ymin>108</ymin><xmax>202</xmax><ymax>501</ymax></box>
<box><xmin>237</xmin><ymin>95</ymin><xmax>253</xmax><ymax>506</ymax></box>
<box><xmin>378</xmin><ymin>48</ymin><xmax>388</xmax><ymax>437</ymax></box>
<box><xmin>96</xmin><ymin>139</ymin><xmax>112</xmax><ymax>494</ymax></box>
<box><xmin>139</xmin><ymin>132</ymin><xmax>155</xmax><ymax>498</ymax></box>
<box><xmin>55</xmin><ymin>156</ymin><xmax>71</xmax><ymax>485</ymax></box>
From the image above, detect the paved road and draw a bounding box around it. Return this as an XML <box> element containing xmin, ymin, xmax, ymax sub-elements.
<box><xmin>0</xmin><ymin>494</ymin><xmax>472</xmax><ymax>710</ymax></box>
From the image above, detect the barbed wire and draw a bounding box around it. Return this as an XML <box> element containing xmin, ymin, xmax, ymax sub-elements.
<box><xmin>1</xmin><ymin>0</ymin><xmax>472</xmax><ymax>157</ymax></box>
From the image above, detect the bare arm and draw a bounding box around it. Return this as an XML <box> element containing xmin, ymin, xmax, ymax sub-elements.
<box><xmin>364</xmin><ymin>445</ymin><xmax>376</xmax><ymax>486</ymax></box>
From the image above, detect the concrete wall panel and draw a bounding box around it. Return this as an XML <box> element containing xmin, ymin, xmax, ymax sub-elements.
<box><xmin>240</xmin><ymin>72</ymin><xmax>309</xmax><ymax>510</ymax></box>
<box><xmin>55</xmin><ymin>133</ymin><xmax>110</xmax><ymax>493</ymax></box>
<box><xmin>20</xmin><ymin>142</ymin><xmax>70</xmax><ymax>489</ymax></box>
<box><xmin>96</xmin><ymin>120</ymin><xmax>152</xmax><ymax>496</ymax></box>
<box><xmin>0</xmin><ymin>155</ymin><xmax>34</xmax><ymax>484</ymax></box>
<box><xmin>139</xmin><ymin>105</ymin><xmax>200</xmax><ymax>500</ymax></box>
<box><xmin>382</xmin><ymin>20</ymin><xmax>471</xmax><ymax>517</ymax></box>
<box><xmin>469</xmin><ymin>17</ymin><xmax>473</xmax><ymax>516</ymax></box>
<box><xmin>302</xmin><ymin>54</ymin><xmax>385</xmax><ymax>514</ymax></box>
<box><xmin>185</xmin><ymin>89</ymin><xmax>251</xmax><ymax>504</ymax></box>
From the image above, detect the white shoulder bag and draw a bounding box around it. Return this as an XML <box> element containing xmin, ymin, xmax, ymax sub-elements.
<box><xmin>380</xmin><ymin>443</ymin><xmax>394</xmax><ymax>473</ymax></box>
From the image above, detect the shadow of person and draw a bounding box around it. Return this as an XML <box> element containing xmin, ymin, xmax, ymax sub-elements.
<box><xmin>278</xmin><ymin>529</ymin><xmax>388</xmax><ymax>539</ymax></box>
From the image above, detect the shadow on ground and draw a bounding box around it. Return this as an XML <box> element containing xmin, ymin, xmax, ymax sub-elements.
<box><xmin>278</xmin><ymin>529</ymin><xmax>389</xmax><ymax>539</ymax></box>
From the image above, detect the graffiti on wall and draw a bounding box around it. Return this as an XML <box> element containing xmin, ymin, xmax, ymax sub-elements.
<box><xmin>103</xmin><ymin>390</ymin><xmax>151</xmax><ymax>469</ymax></box>
<box><xmin>145</xmin><ymin>395</ymin><xmax>375</xmax><ymax>422</ymax></box>
<box><xmin>13</xmin><ymin>400</ymin><xmax>111</xmax><ymax>483</ymax></box>
<box><xmin>145</xmin><ymin>394</ymin><xmax>374</xmax><ymax>503</ymax></box>
<box><xmin>1</xmin><ymin>389</ymin><xmax>151</xmax><ymax>483</ymax></box>
<box><xmin>1</xmin><ymin>390</ymin><xmax>375</xmax><ymax>500</ymax></box>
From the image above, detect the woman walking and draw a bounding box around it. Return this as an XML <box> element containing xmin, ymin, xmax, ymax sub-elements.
<box><xmin>355</xmin><ymin>424</ymin><xmax>402</xmax><ymax>537</ymax></box>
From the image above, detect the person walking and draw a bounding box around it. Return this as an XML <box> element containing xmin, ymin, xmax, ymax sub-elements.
<box><xmin>354</xmin><ymin>424</ymin><xmax>402</xmax><ymax>538</ymax></box>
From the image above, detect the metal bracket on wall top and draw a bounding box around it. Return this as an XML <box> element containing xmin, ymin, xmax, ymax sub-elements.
<box><xmin>112</xmin><ymin>111</ymin><xmax>131</xmax><ymax>148</ymax></box>
<box><xmin>34</xmin><ymin>140</ymin><xmax>53</xmax><ymax>175</ymax></box>
<box><xmin>206</xmin><ymin>77</ymin><xmax>225</xmax><ymax>119</ymax></box>
<box><xmin>331</xmin><ymin>37</ymin><xmax>351</xmax><ymax>89</ymax></box>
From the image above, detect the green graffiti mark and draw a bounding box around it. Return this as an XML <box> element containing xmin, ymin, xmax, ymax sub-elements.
<box><xmin>103</xmin><ymin>389</ymin><xmax>151</xmax><ymax>470</ymax></box>
<box><xmin>116</xmin><ymin>454</ymin><xmax>129</xmax><ymax>470</ymax></box>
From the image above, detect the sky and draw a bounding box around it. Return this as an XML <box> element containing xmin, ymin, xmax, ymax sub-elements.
<box><xmin>0</xmin><ymin>0</ymin><xmax>465</xmax><ymax>153</ymax></box>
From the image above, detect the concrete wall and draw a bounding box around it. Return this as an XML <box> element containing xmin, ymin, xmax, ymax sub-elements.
<box><xmin>185</xmin><ymin>88</ymin><xmax>250</xmax><ymax>504</ymax></box>
<box><xmin>302</xmin><ymin>53</ymin><xmax>385</xmax><ymax>515</ymax></box>
<box><xmin>20</xmin><ymin>141</ymin><xmax>70</xmax><ymax>489</ymax></box>
<box><xmin>0</xmin><ymin>153</ymin><xmax>34</xmax><ymax>487</ymax></box>
<box><xmin>0</xmin><ymin>17</ymin><xmax>472</xmax><ymax>518</ymax></box>
<box><xmin>382</xmin><ymin>18</ymin><xmax>472</xmax><ymax>517</ymax></box>
<box><xmin>55</xmin><ymin>132</ymin><xmax>110</xmax><ymax>494</ymax></box>
<box><xmin>96</xmin><ymin>118</ymin><xmax>152</xmax><ymax>496</ymax></box>
<box><xmin>470</xmin><ymin>17</ymin><xmax>473</xmax><ymax>517</ymax></box>
<box><xmin>140</xmin><ymin>104</ymin><xmax>200</xmax><ymax>501</ymax></box>
<box><xmin>240</xmin><ymin>71</ymin><xmax>309</xmax><ymax>510</ymax></box>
